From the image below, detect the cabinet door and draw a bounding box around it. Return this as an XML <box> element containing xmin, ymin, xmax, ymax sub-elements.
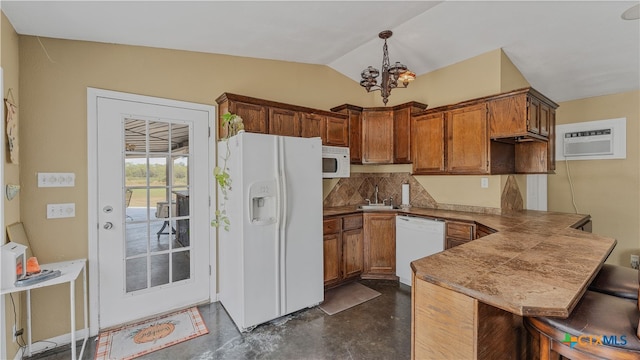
<box><xmin>528</xmin><ymin>96</ymin><xmax>541</xmax><ymax>135</ymax></box>
<box><xmin>300</xmin><ymin>113</ymin><xmax>325</xmax><ymax>142</ymax></box>
<box><xmin>487</xmin><ymin>94</ymin><xmax>527</xmax><ymax>138</ymax></box>
<box><xmin>269</xmin><ymin>107</ymin><xmax>300</xmax><ymax>137</ymax></box>
<box><xmin>229</xmin><ymin>101</ymin><xmax>268</xmax><ymax>135</ymax></box>
<box><xmin>342</xmin><ymin>228</ymin><xmax>364</xmax><ymax>280</ymax></box>
<box><xmin>447</xmin><ymin>104</ymin><xmax>489</xmax><ymax>174</ymax></box>
<box><xmin>394</xmin><ymin>108</ymin><xmax>412</xmax><ymax>163</ymax></box>
<box><xmin>412</xmin><ymin>112</ymin><xmax>446</xmax><ymax>174</ymax></box>
<box><xmin>362</xmin><ymin>110</ymin><xmax>393</xmax><ymax>164</ymax></box>
<box><xmin>323</xmin><ymin>232</ymin><xmax>341</xmax><ymax>287</ymax></box>
<box><xmin>326</xmin><ymin>115</ymin><xmax>349</xmax><ymax>147</ymax></box>
<box><xmin>548</xmin><ymin>109</ymin><xmax>556</xmax><ymax>171</ymax></box>
<box><xmin>363</xmin><ymin>213</ymin><xmax>396</xmax><ymax>277</ymax></box>
<box><xmin>539</xmin><ymin>102</ymin><xmax>551</xmax><ymax>138</ymax></box>
<box><xmin>349</xmin><ymin>111</ymin><xmax>362</xmax><ymax>163</ymax></box>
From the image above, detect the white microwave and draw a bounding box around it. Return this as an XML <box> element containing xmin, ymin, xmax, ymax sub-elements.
<box><xmin>322</xmin><ymin>146</ymin><xmax>350</xmax><ymax>178</ymax></box>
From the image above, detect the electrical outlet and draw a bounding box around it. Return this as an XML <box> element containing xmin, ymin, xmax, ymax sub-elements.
<box><xmin>481</xmin><ymin>177</ymin><xmax>489</xmax><ymax>188</ymax></box>
<box><xmin>47</xmin><ymin>203</ymin><xmax>76</xmax><ymax>219</ymax></box>
<box><xmin>631</xmin><ymin>254</ymin><xmax>639</xmax><ymax>269</ymax></box>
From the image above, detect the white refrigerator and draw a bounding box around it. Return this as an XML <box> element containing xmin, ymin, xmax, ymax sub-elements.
<box><xmin>218</xmin><ymin>132</ymin><xmax>324</xmax><ymax>331</ymax></box>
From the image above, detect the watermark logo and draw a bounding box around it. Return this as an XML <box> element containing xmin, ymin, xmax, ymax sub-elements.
<box><xmin>562</xmin><ymin>333</ymin><xmax>578</xmax><ymax>348</ymax></box>
<box><xmin>562</xmin><ymin>333</ymin><xmax>627</xmax><ymax>348</ymax></box>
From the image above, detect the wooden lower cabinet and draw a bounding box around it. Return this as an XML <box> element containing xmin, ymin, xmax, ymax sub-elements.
<box><xmin>412</xmin><ymin>278</ymin><xmax>524</xmax><ymax>359</ymax></box>
<box><xmin>362</xmin><ymin>213</ymin><xmax>397</xmax><ymax>280</ymax></box>
<box><xmin>323</xmin><ymin>214</ymin><xmax>364</xmax><ymax>288</ymax></box>
<box><xmin>342</xmin><ymin>228</ymin><xmax>364</xmax><ymax>279</ymax></box>
<box><xmin>323</xmin><ymin>232</ymin><xmax>341</xmax><ymax>287</ymax></box>
<box><xmin>445</xmin><ymin>221</ymin><xmax>476</xmax><ymax>250</ymax></box>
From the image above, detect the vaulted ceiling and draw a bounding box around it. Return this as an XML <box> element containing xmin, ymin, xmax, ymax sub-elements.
<box><xmin>2</xmin><ymin>1</ymin><xmax>639</xmax><ymax>102</ymax></box>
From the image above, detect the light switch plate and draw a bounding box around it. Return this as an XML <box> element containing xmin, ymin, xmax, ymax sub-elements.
<box><xmin>47</xmin><ymin>203</ymin><xmax>76</xmax><ymax>219</ymax></box>
<box><xmin>38</xmin><ymin>172</ymin><xmax>75</xmax><ymax>187</ymax></box>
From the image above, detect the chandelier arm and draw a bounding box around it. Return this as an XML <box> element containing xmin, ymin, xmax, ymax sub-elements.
<box><xmin>359</xmin><ymin>30</ymin><xmax>415</xmax><ymax>105</ymax></box>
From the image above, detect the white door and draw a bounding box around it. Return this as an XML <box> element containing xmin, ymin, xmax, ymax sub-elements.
<box><xmin>94</xmin><ymin>94</ymin><xmax>212</xmax><ymax>329</ymax></box>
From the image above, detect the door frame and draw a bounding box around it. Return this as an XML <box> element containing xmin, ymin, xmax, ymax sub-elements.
<box><xmin>87</xmin><ymin>88</ymin><xmax>216</xmax><ymax>336</ymax></box>
<box><xmin>0</xmin><ymin>67</ymin><xmax>7</xmax><ymax>359</ymax></box>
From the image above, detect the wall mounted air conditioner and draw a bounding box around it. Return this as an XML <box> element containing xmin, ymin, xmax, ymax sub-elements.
<box><xmin>563</xmin><ymin>129</ymin><xmax>613</xmax><ymax>157</ymax></box>
<box><xmin>556</xmin><ymin>118</ymin><xmax>626</xmax><ymax>161</ymax></box>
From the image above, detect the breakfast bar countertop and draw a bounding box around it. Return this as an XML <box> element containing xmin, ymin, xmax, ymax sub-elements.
<box><xmin>323</xmin><ymin>205</ymin><xmax>617</xmax><ymax>318</ymax></box>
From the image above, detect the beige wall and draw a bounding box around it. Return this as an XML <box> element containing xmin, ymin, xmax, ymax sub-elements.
<box><xmin>549</xmin><ymin>90</ymin><xmax>640</xmax><ymax>267</ymax></box>
<box><xmin>1</xmin><ymin>11</ymin><xmax>22</xmax><ymax>358</ymax></box>
<box><xmin>371</xmin><ymin>49</ymin><xmax>532</xmax><ymax>209</ymax></box>
<box><xmin>17</xmin><ymin>35</ymin><xmax>371</xmax><ymax>341</ymax></box>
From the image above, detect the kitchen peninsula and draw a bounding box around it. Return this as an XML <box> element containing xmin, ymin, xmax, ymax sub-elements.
<box><xmin>323</xmin><ymin>206</ymin><xmax>616</xmax><ymax>359</ymax></box>
<box><xmin>407</xmin><ymin>208</ymin><xmax>615</xmax><ymax>360</ymax></box>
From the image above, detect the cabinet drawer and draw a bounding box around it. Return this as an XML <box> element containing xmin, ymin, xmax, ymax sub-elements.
<box><xmin>446</xmin><ymin>222</ymin><xmax>474</xmax><ymax>240</ymax></box>
<box><xmin>323</xmin><ymin>218</ymin><xmax>342</xmax><ymax>234</ymax></box>
<box><xmin>342</xmin><ymin>214</ymin><xmax>363</xmax><ymax>231</ymax></box>
<box><xmin>445</xmin><ymin>237</ymin><xmax>470</xmax><ymax>250</ymax></box>
<box><xmin>476</xmin><ymin>224</ymin><xmax>496</xmax><ymax>238</ymax></box>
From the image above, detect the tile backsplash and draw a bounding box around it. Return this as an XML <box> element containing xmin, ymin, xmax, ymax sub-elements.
<box><xmin>323</xmin><ymin>173</ymin><xmax>437</xmax><ymax>208</ymax></box>
<box><xmin>323</xmin><ymin>173</ymin><xmax>524</xmax><ymax>215</ymax></box>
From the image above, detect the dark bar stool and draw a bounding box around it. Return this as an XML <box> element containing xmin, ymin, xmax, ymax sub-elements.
<box><xmin>525</xmin><ymin>274</ymin><xmax>640</xmax><ymax>359</ymax></box>
<box><xmin>589</xmin><ymin>264</ymin><xmax>639</xmax><ymax>300</ymax></box>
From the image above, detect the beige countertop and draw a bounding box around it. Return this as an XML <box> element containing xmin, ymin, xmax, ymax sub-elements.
<box><xmin>323</xmin><ymin>205</ymin><xmax>616</xmax><ymax>318</ymax></box>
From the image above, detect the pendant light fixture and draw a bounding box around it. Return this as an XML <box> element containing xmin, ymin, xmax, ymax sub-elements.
<box><xmin>360</xmin><ymin>30</ymin><xmax>416</xmax><ymax>105</ymax></box>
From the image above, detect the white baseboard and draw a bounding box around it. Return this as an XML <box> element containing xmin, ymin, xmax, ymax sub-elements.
<box><xmin>13</xmin><ymin>328</ymin><xmax>89</xmax><ymax>360</ymax></box>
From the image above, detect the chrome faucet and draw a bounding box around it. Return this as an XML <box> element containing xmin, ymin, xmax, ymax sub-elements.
<box><xmin>365</xmin><ymin>184</ymin><xmax>381</xmax><ymax>205</ymax></box>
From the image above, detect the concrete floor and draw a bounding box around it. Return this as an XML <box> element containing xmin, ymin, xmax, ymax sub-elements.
<box><xmin>27</xmin><ymin>280</ymin><xmax>412</xmax><ymax>360</ymax></box>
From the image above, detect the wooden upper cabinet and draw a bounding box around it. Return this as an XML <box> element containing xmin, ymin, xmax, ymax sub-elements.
<box><xmin>394</xmin><ymin>107</ymin><xmax>412</xmax><ymax>163</ymax></box>
<box><xmin>216</xmin><ymin>96</ymin><xmax>267</xmax><ymax>138</ymax></box>
<box><xmin>362</xmin><ymin>110</ymin><xmax>394</xmax><ymax>164</ymax></box>
<box><xmin>325</xmin><ymin>115</ymin><xmax>349</xmax><ymax>147</ymax></box>
<box><xmin>300</xmin><ymin>112</ymin><xmax>325</xmax><ymax>142</ymax></box>
<box><xmin>488</xmin><ymin>88</ymin><xmax>557</xmax><ymax>141</ymax></box>
<box><xmin>269</xmin><ymin>107</ymin><xmax>300</xmax><ymax>137</ymax></box>
<box><xmin>447</xmin><ymin>103</ymin><xmax>489</xmax><ymax>174</ymax></box>
<box><xmin>539</xmin><ymin>102</ymin><xmax>551</xmax><ymax>138</ymax></box>
<box><xmin>330</xmin><ymin>104</ymin><xmax>363</xmax><ymax>163</ymax></box>
<box><xmin>349</xmin><ymin>111</ymin><xmax>362</xmax><ymax>164</ymax></box>
<box><xmin>217</xmin><ymin>93</ymin><xmax>348</xmax><ymax>144</ymax></box>
<box><xmin>412</xmin><ymin>112</ymin><xmax>446</xmax><ymax>174</ymax></box>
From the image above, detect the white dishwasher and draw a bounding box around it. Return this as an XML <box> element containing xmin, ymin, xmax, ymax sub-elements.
<box><xmin>396</xmin><ymin>215</ymin><xmax>445</xmax><ymax>286</ymax></box>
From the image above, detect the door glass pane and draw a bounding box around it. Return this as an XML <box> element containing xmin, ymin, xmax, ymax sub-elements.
<box><xmin>123</xmin><ymin>118</ymin><xmax>192</xmax><ymax>294</ymax></box>
<box><xmin>172</xmin><ymin>156</ymin><xmax>189</xmax><ymax>187</ymax></box>
<box><xmin>126</xmin><ymin>257</ymin><xmax>147</xmax><ymax>292</ymax></box>
<box><xmin>172</xmin><ymin>251</ymin><xmax>190</xmax><ymax>282</ymax></box>
<box><xmin>149</xmin><ymin>157</ymin><xmax>167</xmax><ymax>187</ymax></box>
<box><xmin>151</xmin><ymin>254</ymin><xmax>170</xmax><ymax>287</ymax></box>
<box><xmin>171</xmin><ymin>123</ymin><xmax>189</xmax><ymax>154</ymax></box>
<box><xmin>149</xmin><ymin>121</ymin><xmax>170</xmax><ymax>153</ymax></box>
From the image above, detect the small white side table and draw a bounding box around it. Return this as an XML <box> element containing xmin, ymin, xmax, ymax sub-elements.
<box><xmin>0</xmin><ymin>259</ymin><xmax>88</xmax><ymax>360</ymax></box>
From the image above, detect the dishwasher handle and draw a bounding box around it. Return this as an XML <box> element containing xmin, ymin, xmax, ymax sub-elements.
<box><xmin>396</xmin><ymin>215</ymin><xmax>443</xmax><ymax>222</ymax></box>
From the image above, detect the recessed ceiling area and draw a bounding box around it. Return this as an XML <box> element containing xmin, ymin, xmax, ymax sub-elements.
<box><xmin>2</xmin><ymin>1</ymin><xmax>638</xmax><ymax>102</ymax></box>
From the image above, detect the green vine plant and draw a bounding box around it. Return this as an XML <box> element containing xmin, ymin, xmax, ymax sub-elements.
<box><xmin>211</xmin><ymin>112</ymin><xmax>244</xmax><ymax>231</ymax></box>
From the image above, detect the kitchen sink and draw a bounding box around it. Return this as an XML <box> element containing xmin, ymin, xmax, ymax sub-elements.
<box><xmin>358</xmin><ymin>204</ymin><xmax>401</xmax><ymax>211</ymax></box>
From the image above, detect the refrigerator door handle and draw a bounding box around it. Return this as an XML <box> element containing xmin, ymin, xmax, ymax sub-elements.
<box><xmin>277</xmin><ymin>137</ymin><xmax>288</xmax><ymax>315</ymax></box>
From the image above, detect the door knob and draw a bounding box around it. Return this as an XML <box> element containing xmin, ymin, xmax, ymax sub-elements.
<box><xmin>103</xmin><ymin>222</ymin><xmax>114</xmax><ymax>230</ymax></box>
